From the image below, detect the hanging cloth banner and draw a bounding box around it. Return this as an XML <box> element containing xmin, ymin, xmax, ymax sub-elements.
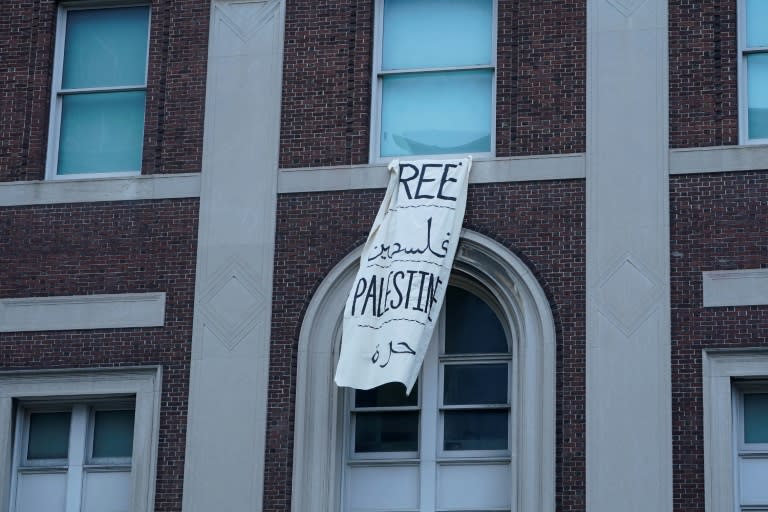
<box><xmin>334</xmin><ymin>156</ymin><xmax>472</xmax><ymax>393</ymax></box>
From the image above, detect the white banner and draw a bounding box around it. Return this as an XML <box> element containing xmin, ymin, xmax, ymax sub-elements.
<box><xmin>334</xmin><ymin>157</ymin><xmax>472</xmax><ymax>393</ymax></box>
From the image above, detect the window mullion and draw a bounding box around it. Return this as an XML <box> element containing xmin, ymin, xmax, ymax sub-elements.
<box><xmin>64</xmin><ymin>405</ymin><xmax>88</xmax><ymax>512</ymax></box>
<box><xmin>418</xmin><ymin>317</ymin><xmax>441</xmax><ymax>512</ymax></box>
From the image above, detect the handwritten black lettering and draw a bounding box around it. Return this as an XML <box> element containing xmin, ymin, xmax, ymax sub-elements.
<box><xmin>367</xmin><ymin>217</ymin><xmax>449</xmax><ymax>263</ymax></box>
<box><xmin>437</xmin><ymin>163</ymin><xmax>459</xmax><ymax>201</ymax></box>
<box><xmin>398</xmin><ymin>163</ymin><xmax>420</xmax><ymax>199</ymax></box>
<box><xmin>414</xmin><ymin>163</ymin><xmax>441</xmax><ymax>199</ymax></box>
<box><xmin>371</xmin><ymin>341</ymin><xmax>417</xmax><ymax>368</ymax></box>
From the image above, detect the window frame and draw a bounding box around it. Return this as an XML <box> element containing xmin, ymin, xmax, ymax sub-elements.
<box><xmin>738</xmin><ymin>0</ymin><xmax>768</xmax><ymax>145</ymax></box>
<box><xmin>345</xmin><ymin>281</ymin><xmax>513</xmax><ymax>463</ymax></box>
<box><xmin>732</xmin><ymin>382</ymin><xmax>768</xmax><ymax>511</ymax></box>
<box><xmin>45</xmin><ymin>1</ymin><xmax>151</xmax><ymax>180</ymax></box>
<box><xmin>369</xmin><ymin>0</ymin><xmax>498</xmax><ymax>163</ymax></box>
<box><xmin>0</xmin><ymin>367</ymin><xmax>161</xmax><ymax>512</ymax></box>
<box><xmin>291</xmin><ymin>230</ymin><xmax>556</xmax><ymax>512</ymax></box>
<box><xmin>703</xmin><ymin>349</ymin><xmax>768</xmax><ymax>512</ymax></box>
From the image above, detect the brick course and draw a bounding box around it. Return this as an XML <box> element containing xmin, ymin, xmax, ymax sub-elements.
<box><xmin>0</xmin><ymin>198</ymin><xmax>199</xmax><ymax>512</ymax></box>
<box><xmin>265</xmin><ymin>180</ymin><xmax>586</xmax><ymax>511</ymax></box>
<box><xmin>0</xmin><ymin>1</ymin><xmax>209</xmax><ymax>182</ymax></box>
<box><xmin>669</xmin><ymin>0</ymin><xmax>739</xmax><ymax>148</ymax></box>
<box><xmin>670</xmin><ymin>171</ymin><xmax>768</xmax><ymax>512</ymax></box>
<box><xmin>278</xmin><ymin>0</ymin><xmax>586</xmax><ymax>169</ymax></box>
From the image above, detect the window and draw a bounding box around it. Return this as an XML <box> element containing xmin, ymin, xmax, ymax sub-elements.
<box><xmin>703</xmin><ymin>350</ymin><xmax>768</xmax><ymax>512</ymax></box>
<box><xmin>733</xmin><ymin>383</ymin><xmax>768</xmax><ymax>511</ymax></box>
<box><xmin>291</xmin><ymin>232</ymin><xmax>555</xmax><ymax>512</ymax></box>
<box><xmin>0</xmin><ymin>368</ymin><xmax>161</xmax><ymax>512</ymax></box>
<box><xmin>371</xmin><ymin>0</ymin><xmax>495</xmax><ymax>160</ymax></box>
<box><xmin>740</xmin><ymin>0</ymin><xmax>768</xmax><ymax>143</ymax></box>
<box><xmin>10</xmin><ymin>402</ymin><xmax>135</xmax><ymax>512</ymax></box>
<box><xmin>344</xmin><ymin>283</ymin><xmax>512</xmax><ymax>511</ymax></box>
<box><xmin>46</xmin><ymin>5</ymin><xmax>150</xmax><ymax>178</ymax></box>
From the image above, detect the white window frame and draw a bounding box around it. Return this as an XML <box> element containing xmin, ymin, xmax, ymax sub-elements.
<box><xmin>45</xmin><ymin>1</ymin><xmax>151</xmax><ymax>180</ymax></box>
<box><xmin>291</xmin><ymin>230</ymin><xmax>555</xmax><ymax>512</ymax></box>
<box><xmin>703</xmin><ymin>349</ymin><xmax>768</xmax><ymax>512</ymax></box>
<box><xmin>369</xmin><ymin>0</ymin><xmax>497</xmax><ymax>163</ymax></box>
<box><xmin>738</xmin><ymin>0</ymin><xmax>768</xmax><ymax>145</ymax></box>
<box><xmin>342</xmin><ymin>279</ymin><xmax>513</xmax><ymax>511</ymax></box>
<box><xmin>0</xmin><ymin>367</ymin><xmax>162</xmax><ymax>512</ymax></box>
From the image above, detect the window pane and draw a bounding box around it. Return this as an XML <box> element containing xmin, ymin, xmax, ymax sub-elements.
<box><xmin>82</xmin><ymin>471</ymin><xmax>130</xmax><ymax>512</ymax></box>
<box><xmin>63</xmin><ymin>7</ymin><xmax>149</xmax><ymax>89</ymax></box>
<box><xmin>356</xmin><ymin>381</ymin><xmax>417</xmax><ymax>408</ymax></box>
<box><xmin>445</xmin><ymin>287</ymin><xmax>507</xmax><ymax>354</ymax></box>
<box><xmin>444</xmin><ymin>410</ymin><xmax>507</xmax><ymax>450</ymax></box>
<box><xmin>28</xmin><ymin>412</ymin><xmax>71</xmax><ymax>459</ymax></box>
<box><xmin>744</xmin><ymin>393</ymin><xmax>768</xmax><ymax>444</ymax></box>
<box><xmin>444</xmin><ymin>364</ymin><xmax>507</xmax><ymax>405</ymax></box>
<box><xmin>748</xmin><ymin>54</ymin><xmax>768</xmax><ymax>140</ymax></box>
<box><xmin>747</xmin><ymin>0</ymin><xmax>768</xmax><ymax>47</ymax></box>
<box><xmin>382</xmin><ymin>0</ymin><xmax>492</xmax><ymax>70</ymax></box>
<box><xmin>381</xmin><ymin>70</ymin><xmax>492</xmax><ymax>157</ymax></box>
<box><xmin>15</xmin><ymin>473</ymin><xmax>67</xmax><ymax>512</ymax></box>
<box><xmin>93</xmin><ymin>410</ymin><xmax>135</xmax><ymax>458</ymax></box>
<box><xmin>355</xmin><ymin>412</ymin><xmax>419</xmax><ymax>452</ymax></box>
<box><xmin>739</xmin><ymin>457</ymin><xmax>768</xmax><ymax>505</ymax></box>
<box><xmin>58</xmin><ymin>91</ymin><xmax>145</xmax><ymax>174</ymax></box>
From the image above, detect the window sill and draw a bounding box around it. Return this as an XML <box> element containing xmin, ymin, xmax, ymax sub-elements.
<box><xmin>0</xmin><ymin>173</ymin><xmax>201</xmax><ymax>207</ymax></box>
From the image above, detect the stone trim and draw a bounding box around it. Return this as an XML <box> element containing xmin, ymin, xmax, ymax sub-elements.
<box><xmin>702</xmin><ymin>350</ymin><xmax>768</xmax><ymax>512</ymax></box>
<box><xmin>291</xmin><ymin>230</ymin><xmax>556</xmax><ymax>512</ymax></box>
<box><xmin>278</xmin><ymin>154</ymin><xmax>586</xmax><ymax>193</ymax></box>
<box><xmin>0</xmin><ymin>366</ymin><xmax>162</xmax><ymax>512</ymax></box>
<box><xmin>670</xmin><ymin>144</ymin><xmax>768</xmax><ymax>174</ymax></box>
<box><xmin>702</xmin><ymin>269</ymin><xmax>768</xmax><ymax>307</ymax></box>
<box><xmin>0</xmin><ymin>174</ymin><xmax>201</xmax><ymax>207</ymax></box>
<box><xmin>0</xmin><ymin>293</ymin><xmax>166</xmax><ymax>332</ymax></box>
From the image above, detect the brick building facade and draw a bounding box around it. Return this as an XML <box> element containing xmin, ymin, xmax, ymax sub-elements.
<box><xmin>0</xmin><ymin>1</ymin><xmax>765</xmax><ymax>511</ymax></box>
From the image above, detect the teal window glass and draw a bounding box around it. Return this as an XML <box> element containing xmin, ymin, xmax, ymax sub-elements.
<box><xmin>382</xmin><ymin>0</ymin><xmax>493</xmax><ymax>70</ymax></box>
<box><xmin>747</xmin><ymin>0</ymin><xmax>768</xmax><ymax>48</ymax></box>
<box><xmin>444</xmin><ymin>364</ymin><xmax>507</xmax><ymax>405</ymax></box>
<box><xmin>744</xmin><ymin>393</ymin><xmax>768</xmax><ymax>444</ymax></box>
<box><xmin>58</xmin><ymin>91</ymin><xmax>146</xmax><ymax>174</ymax></box>
<box><xmin>55</xmin><ymin>6</ymin><xmax>149</xmax><ymax>175</ymax></box>
<box><xmin>380</xmin><ymin>70</ymin><xmax>492</xmax><ymax>157</ymax></box>
<box><xmin>28</xmin><ymin>412</ymin><xmax>71</xmax><ymax>460</ymax></box>
<box><xmin>747</xmin><ymin>54</ymin><xmax>768</xmax><ymax>140</ymax></box>
<box><xmin>355</xmin><ymin>412</ymin><xmax>419</xmax><ymax>452</ymax></box>
<box><xmin>92</xmin><ymin>410</ymin><xmax>135</xmax><ymax>458</ymax></box>
<box><xmin>444</xmin><ymin>410</ymin><xmax>507</xmax><ymax>451</ymax></box>
<box><xmin>445</xmin><ymin>286</ymin><xmax>507</xmax><ymax>354</ymax></box>
<box><xmin>62</xmin><ymin>7</ymin><xmax>149</xmax><ymax>89</ymax></box>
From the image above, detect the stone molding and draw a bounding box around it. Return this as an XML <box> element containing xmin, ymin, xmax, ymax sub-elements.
<box><xmin>702</xmin><ymin>269</ymin><xmax>768</xmax><ymax>307</ymax></box>
<box><xmin>0</xmin><ymin>293</ymin><xmax>166</xmax><ymax>332</ymax></box>
<box><xmin>670</xmin><ymin>144</ymin><xmax>768</xmax><ymax>174</ymax></box>
<box><xmin>0</xmin><ymin>367</ymin><xmax>162</xmax><ymax>512</ymax></box>
<box><xmin>0</xmin><ymin>173</ymin><xmax>200</xmax><ymax>207</ymax></box>
<box><xmin>702</xmin><ymin>350</ymin><xmax>768</xmax><ymax>512</ymax></box>
<box><xmin>181</xmin><ymin>1</ymin><xmax>285</xmax><ymax>511</ymax></box>
<box><xmin>585</xmin><ymin>1</ymin><xmax>672</xmax><ymax>512</ymax></box>
<box><xmin>291</xmin><ymin>230</ymin><xmax>556</xmax><ymax>512</ymax></box>
<box><xmin>278</xmin><ymin>153</ymin><xmax>586</xmax><ymax>193</ymax></box>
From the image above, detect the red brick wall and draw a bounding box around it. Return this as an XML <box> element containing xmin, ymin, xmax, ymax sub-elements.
<box><xmin>670</xmin><ymin>171</ymin><xmax>768</xmax><ymax>511</ymax></box>
<box><xmin>0</xmin><ymin>1</ymin><xmax>210</xmax><ymax>182</ymax></box>
<box><xmin>0</xmin><ymin>199</ymin><xmax>199</xmax><ymax>512</ymax></box>
<box><xmin>278</xmin><ymin>0</ymin><xmax>586</xmax><ymax>169</ymax></box>
<box><xmin>669</xmin><ymin>0</ymin><xmax>739</xmax><ymax>148</ymax></box>
<box><xmin>266</xmin><ymin>180</ymin><xmax>586</xmax><ymax>511</ymax></box>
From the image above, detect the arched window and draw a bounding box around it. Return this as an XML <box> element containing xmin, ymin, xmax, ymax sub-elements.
<box><xmin>343</xmin><ymin>280</ymin><xmax>513</xmax><ymax>511</ymax></box>
<box><xmin>292</xmin><ymin>231</ymin><xmax>555</xmax><ymax>512</ymax></box>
